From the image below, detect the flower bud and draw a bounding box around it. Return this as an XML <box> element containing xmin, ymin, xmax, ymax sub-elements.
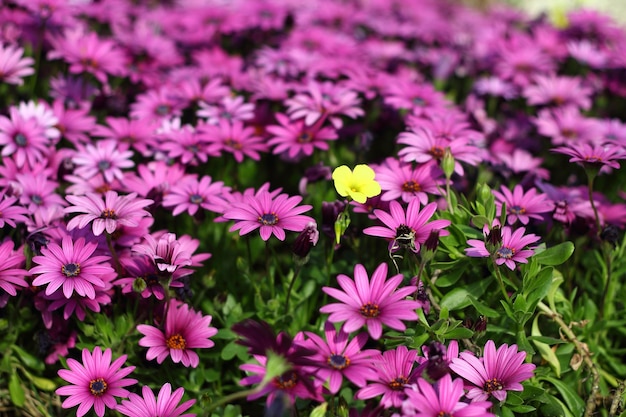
<box><xmin>441</xmin><ymin>147</ymin><xmax>455</xmax><ymax>179</ymax></box>
<box><xmin>293</xmin><ymin>222</ymin><xmax>319</xmax><ymax>263</ymax></box>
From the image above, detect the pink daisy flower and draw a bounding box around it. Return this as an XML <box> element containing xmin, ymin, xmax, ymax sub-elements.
<box><xmin>303</xmin><ymin>322</ymin><xmax>378</xmax><ymax>394</ymax></box>
<box><xmin>39</xmin><ymin>280</ymin><xmax>112</xmax><ymax>322</ymax></box>
<box><xmin>374</xmin><ymin>157</ymin><xmax>443</xmax><ymax>204</ymax></box>
<box><xmin>92</xmin><ymin>117</ymin><xmax>158</xmax><ymax>157</ymax></box>
<box><xmin>523</xmin><ymin>74</ymin><xmax>594</xmax><ymax>110</ymax></box>
<box><xmin>30</xmin><ymin>235</ymin><xmax>115</xmax><ymax>299</ymax></box>
<box><xmin>162</xmin><ymin>175</ymin><xmax>229</xmax><ymax>216</ymax></box>
<box><xmin>401</xmin><ymin>374</ymin><xmax>494</xmax><ymax>417</ymax></box>
<box><xmin>0</xmin><ymin>240</ymin><xmax>29</xmax><ymax>307</ymax></box>
<box><xmin>493</xmin><ymin>184</ymin><xmax>553</xmax><ymax>225</ymax></box>
<box><xmin>0</xmin><ymin>106</ymin><xmax>49</xmax><ymax>168</ymax></box>
<box><xmin>363</xmin><ymin>200</ymin><xmax>451</xmax><ymax>253</ymax></box>
<box><xmin>533</xmin><ymin>107</ymin><xmax>602</xmax><ymax>145</ymax></box>
<box><xmin>65</xmin><ymin>191</ymin><xmax>153</xmax><ymax>236</ymax></box>
<box><xmin>131</xmin><ymin>232</ymin><xmax>209</xmax><ymax>274</ymax></box>
<box><xmin>56</xmin><ymin>347</ymin><xmax>137</xmax><ymax>417</ymax></box>
<box><xmin>450</xmin><ymin>340</ymin><xmax>536</xmax><ymax>402</ymax></box>
<box><xmin>355</xmin><ymin>345</ymin><xmax>420</xmax><ymax>408</ymax></box>
<box><xmin>137</xmin><ymin>299</ymin><xmax>218</xmax><ymax>368</ymax></box>
<box><xmin>223</xmin><ymin>189</ymin><xmax>314</xmax><ymax>241</ymax></box>
<box><xmin>196</xmin><ymin>95</ymin><xmax>255</xmax><ymax>125</ymax></box>
<box><xmin>0</xmin><ymin>190</ymin><xmax>29</xmax><ymax>227</ymax></box>
<box><xmin>159</xmin><ymin>124</ymin><xmax>215</xmax><ymax>166</ymax></box>
<box><xmin>17</xmin><ymin>100</ymin><xmax>61</xmax><ymax>141</ymax></box>
<box><xmin>198</xmin><ymin>119</ymin><xmax>267</xmax><ymax>163</ymax></box>
<box><xmin>465</xmin><ymin>226</ymin><xmax>540</xmax><ymax>271</ymax></box>
<box><xmin>0</xmin><ymin>43</ymin><xmax>34</xmax><ymax>85</ymax></box>
<box><xmin>116</xmin><ymin>383</ymin><xmax>196</xmax><ymax>417</ymax></box>
<box><xmin>552</xmin><ymin>142</ymin><xmax>626</xmax><ymax>174</ymax></box>
<box><xmin>266</xmin><ymin>113</ymin><xmax>338</xmax><ymax>159</ymax></box>
<box><xmin>16</xmin><ymin>173</ymin><xmax>66</xmax><ymax>215</ymax></box>
<box><xmin>73</xmin><ymin>140</ymin><xmax>135</xmax><ymax>183</ymax></box>
<box><xmin>320</xmin><ymin>263</ymin><xmax>419</xmax><ymax>340</ymax></box>
<box><xmin>130</xmin><ymin>87</ymin><xmax>184</xmax><ymax>123</ymax></box>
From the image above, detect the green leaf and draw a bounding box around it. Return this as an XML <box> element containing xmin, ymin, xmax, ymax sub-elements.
<box><xmin>22</xmin><ymin>370</ymin><xmax>56</xmax><ymax>391</ymax></box>
<box><xmin>223</xmin><ymin>404</ymin><xmax>242</xmax><ymax>417</ymax></box>
<box><xmin>442</xmin><ymin>327</ymin><xmax>474</xmax><ymax>339</ymax></box>
<box><xmin>471</xmin><ymin>215</ymin><xmax>490</xmax><ymax>229</ymax></box>
<box><xmin>12</xmin><ymin>345</ymin><xmax>44</xmax><ymax>372</ymax></box>
<box><xmin>533</xmin><ymin>242</ymin><xmax>575</xmax><ymax>266</ymax></box>
<box><xmin>9</xmin><ymin>373</ymin><xmax>25</xmax><ymax>407</ymax></box>
<box><xmin>440</xmin><ymin>288</ymin><xmax>471</xmax><ymax>311</ymax></box>
<box><xmin>468</xmin><ymin>296</ymin><xmax>500</xmax><ymax>318</ymax></box>
<box><xmin>310</xmin><ymin>402</ymin><xmax>328</xmax><ymax>417</ymax></box>
<box><xmin>513</xmin><ymin>294</ymin><xmax>528</xmax><ymax>314</ymax></box>
<box><xmin>220</xmin><ymin>341</ymin><xmax>247</xmax><ymax>361</ymax></box>
<box><xmin>524</xmin><ymin>267</ymin><xmax>553</xmax><ymax>309</ymax></box>
<box><xmin>509</xmin><ymin>405</ymin><xmax>537</xmax><ymax>413</ymax></box>
<box><xmin>499</xmin><ymin>405</ymin><xmax>515</xmax><ymax>417</ymax></box>
<box><xmin>541</xmin><ymin>377</ymin><xmax>585</xmax><ymax>416</ymax></box>
<box><xmin>527</xmin><ymin>336</ymin><xmax>568</xmax><ymax>345</ymax></box>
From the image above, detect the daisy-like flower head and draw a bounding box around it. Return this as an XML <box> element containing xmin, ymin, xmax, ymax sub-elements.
<box><xmin>552</xmin><ymin>142</ymin><xmax>626</xmax><ymax>175</ymax></box>
<box><xmin>465</xmin><ymin>226</ymin><xmax>540</xmax><ymax>271</ymax></box>
<box><xmin>223</xmin><ymin>189</ymin><xmax>314</xmax><ymax>241</ymax></box>
<box><xmin>117</xmin><ymin>383</ymin><xmax>196</xmax><ymax>417</ymax></box>
<box><xmin>162</xmin><ymin>175</ymin><xmax>229</xmax><ymax>216</ymax></box>
<box><xmin>56</xmin><ymin>347</ymin><xmax>137</xmax><ymax>417</ymax></box>
<box><xmin>0</xmin><ymin>190</ymin><xmax>29</xmax><ymax>228</ymax></box>
<box><xmin>266</xmin><ymin>113</ymin><xmax>338</xmax><ymax>159</ymax></box>
<box><xmin>493</xmin><ymin>184</ymin><xmax>553</xmax><ymax>226</ymax></box>
<box><xmin>137</xmin><ymin>299</ymin><xmax>217</xmax><ymax>368</ymax></box>
<box><xmin>449</xmin><ymin>340</ymin><xmax>536</xmax><ymax>403</ymax></box>
<box><xmin>65</xmin><ymin>191</ymin><xmax>153</xmax><ymax>236</ymax></box>
<box><xmin>72</xmin><ymin>140</ymin><xmax>135</xmax><ymax>183</ymax></box>
<box><xmin>0</xmin><ymin>43</ymin><xmax>34</xmax><ymax>85</ymax></box>
<box><xmin>401</xmin><ymin>374</ymin><xmax>494</xmax><ymax>417</ymax></box>
<box><xmin>355</xmin><ymin>345</ymin><xmax>420</xmax><ymax>408</ymax></box>
<box><xmin>332</xmin><ymin>164</ymin><xmax>381</xmax><ymax>204</ymax></box>
<box><xmin>30</xmin><ymin>235</ymin><xmax>115</xmax><ymax>299</ymax></box>
<box><xmin>303</xmin><ymin>322</ymin><xmax>378</xmax><ymax>394</ymax></box>
<box><xmin>0</xmin><ymin>106</ymin><xmax>49</xmax><ymax>169</ymax></box>
<box><xmin>374</xmin><ymin>157</ymin><xmax>443</xmax><ymax>205</ymax></box>
<box><xmin>320</xmin><ymin>263</ymin><xmax>419</xmax><ymax>340</ymax></box>
<box><xmin>363</xmin><ymin>200</ymin><xmax>451</xmax><ymax>253</ymax></box>
<box><xmin>0</xmin><ymin>240</ymin><xmax>29</xmax><ymax>307</ymax></box>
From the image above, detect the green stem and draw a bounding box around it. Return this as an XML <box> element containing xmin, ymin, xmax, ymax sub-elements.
<box><xmin>202</xmin><ymin>386</ymin><xmax>263</xmax><ymax>415</ymax></box>
<box><xmin>491</xmin><ymin>257</ymin><xmax>512</xmax><ymax>307</ymax></box>
<box><xmin>106</xmin><ymin>233</ymin><xmax>122</xmax><ymax>277</ymax></box>
<box><xmin>284</xmin><ymin>265</ymin><xmax>303</xmax><ymax>317</ymax></box>
<box><xmin>586</xmin><ymin>171</ymin><xmax>601</xmax><ymax>235</ymax></box>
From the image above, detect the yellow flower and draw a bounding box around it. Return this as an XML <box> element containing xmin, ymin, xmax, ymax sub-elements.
<box><xmin>332</xmin><ymin>164</ymin><xmax>381</xmax><ymax>204</ymax></box>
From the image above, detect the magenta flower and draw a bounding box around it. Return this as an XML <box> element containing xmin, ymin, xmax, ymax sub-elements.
<box><xmin>197</xmin><ymin>95</ymin><xmax>255</xmax><ymax>124</ymax></box>
<box><xmin>0</xmin><ymin>43</ymin><xmax>34</xmax><ymax>85</ymax></box>
<box><xmin>493</xmin><ymin>185</ymin><xmax>553</xmax><ymax>225</ymax></box>
<box><xmin>523</xmin><ymin>74</ymin><xmax>593</xmax><ymax>110</ymax></box>
<box><xmin>30</xmin><ymin>235</ymin><xmax>115</xmax><ymax>299</ymax></box>
<box><xmin>56</xmin><ymin>347</ymin><xmax>137</xmax><ymax>417</ymax></box>
<box><xmin>401</xmin><ymin>374</ymin><xmax>494</xmax><ymax>417</ymax></box>
<box><xmin>374</xmin><ymin>157</ymin><xmax>443</xmax><ymax>204</ymax></box>
<box><xmin>303</xmin><ymin>322</ymin><xmax>378</xmax><ymax>393</ymax></box>
<box><xmin>162</xmin><ymin>175</ymin><xmax>229</xmax><ymax>216</ymax></box>
<box><xmin>355</xmin><ymin>345</ymin><xmax>419</xmax><ymax>408</ymax></box>
<box><xmin>0</xmin><ymin>240</ymin><xmax>29</xmax><ymax>307</ymax></box>
<box><xmin>137</xmin><ymin>299</ymin><xmax>218</xmax><ymax>368</ymax></box>
<box><xmin>0</xmin><ymin>191</ymin><xmax>29</xmax><ymax>227</ymax></box>
<box><xmin>465</xmin><ymin>226</ymin><xmax>540</xmax><ymax>270</ymax></box>
<box><xmin>363</xmin><ymin>200</ymin><xmax>451</xmax><ymax>253</ymax></box>
<box><xmin>450</xmin><ymin>340</ymin><xmax>536</xmax><ymax>402</ymax></box>
<box><xmin>92</xmin><ymin>117</ymin><xmax>158</xmax><ymax>157</ymax></box>
<box><xmin>159</xmin><ymin>124</ymin><xmax>214</xmax><ymax>166</ymax></box>
<box><xmin>65</xmin><ymin>191</ymin><xmax>153</xmax><ymax>236</ymax></box>
<box><xmin>0</xmin><ymin>106</ymin><xmax>49</xmax><ymax>168</ymax></box>
<box><xmin>72</xmin><ymin>140</ymin><xmax>135</xmax><ymax>183</ymax></box>
<box><xmin>266</xmin><ymin>113</ymin><xmax>338</xmax><ymax>159</ymax></box>
<box><xmin>553</xmin><ymin>142</ymin><xmax>626</xmax><ymax>174</ymax></box>
<box><xmin>223</xmin><ymin>190</ymin><xmax>314</xmax><ymax>241</ymax></box>
<box><xmin>116</xmin><ymin>383</ymin><xmax>196</xmax><ymax>417</ymax></box>
<box><xmin>198</xmin><ymin>118</ymin><xmax>268</xmax><ymax>163</ymax></box>
<box><xmin>320</xmin><ymin>263</ymin><xmax>419</xmax><ymax>340</ymax></box>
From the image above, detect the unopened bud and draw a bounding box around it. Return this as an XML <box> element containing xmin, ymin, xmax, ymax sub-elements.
<box><xmin>441</xmin><ymin>148</ymin><xmax>455</xmax><ymax>179</ymax></box>
<box><xmin>132</xmin><ymin>277</ymin><xmax>147</xmax><ymax>293</ymax></box>
<box><xmin>293</xmin><ymin>222</ymin><xmax>319</xmax><ymax>262</ymax></box>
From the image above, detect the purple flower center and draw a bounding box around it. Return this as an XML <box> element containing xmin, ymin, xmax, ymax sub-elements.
<box><xmin>101</xmin><ymin>208</ymin><xmax>117</xmax><ymax>219</ymax></box>
<box><xmin>274</xmin><ymin>370</ymin><xmax>297</xmax><ymax>389</ymax></box>
<box><xmin>220</xmin><ymin>111</ymin><xmax>232</xmax><ymax>120</ymax></box>
<box><xmin>190</xmin><ymin>194</ymin><xmax>204</xmax><ymax>204</ymax></box>
<box><xmin>166</xmin><ymin>333</ymin><xmax>187</xmax><ymax>350</ymax></box>
<box><xmin>98</xmin><ymin>160</ymin><xmax>111</xmax><ymax>171</ymax></box>
<box><xmin>328</xmin><ymin>354</ymin><xmax>350</xmax><ymax>370</ymax></box>
<box><xmin>429</xmin><ymin>146</ymin><xmax>445</xmax><ymax>159</ymax></box>
<box><xmin>359</xmin><ymin>302</ymin><xmax>380</xmax><ymax>318</ymax></box>
<box><xmin>143</xmin><ymin>273</ymin><xmax>159</xmax><ymax>286</ymax></box>
<box><xmin>412</xmin><ymin>97</ymin><xmax>425</xmax><ymax>106</ymax></box>
<box><xmin>155</xmin><ymin>104</ymin><xmax>170</xmax><ymax>116</ymax></box>
<box><xmin>509</xmin><ymin>205</ymin><xmax>526</xmax><ymax>215</ymax></box>
<box><xmin>14</xmin><ymin>133</ymin><xmax>27</xmax><ymax>146</ymax></box>
<box><xmin>89</xmin><ymin>377</ymin><xmax>108</xmax><ymax>396</ymax></box>
<box><xmin>496</xmin><ymin>246</ymin><xmax>515</xmax><ymax>259</ymax></box>
<box><xmin>402</xmin><ymin>180</ymin><xmax>421</xmax><ymax>193</ymax></box>
<box><xmin>224</xmin><ymin>138</ymin><xmax>243</xmax><ymax>150</ymax></box>
<box><xmin>297</xmin><ymin>131</ymin><xmax>313</xmax><ymax>143</ymax></box>
<box><xmin>437</xmin><ymin>413</ymin><xmax>452</xmax><ymax>417</ymax></box>
<box><xmin>258</xmin><ymin>213</ymin><xmax>278</xmax><ymax>225</ymax></box>
<box><xmin>388</xmin><ymin>376</ymin><xmax>408</xmax><ymax>390</ymax></box>
<box><xmin>484</xmin><ymin>377</ymin><xmax>504</xmax><ymax>393</ymax></box>
<box><xmin>31</xmin><ymin>195</ymin><xmax>43</xmax><ymax>205</ymax></box>
<box><xmin>61</xmin><ymin>263</ymin><xmax>81</xmax><ymax>277</ymax></box>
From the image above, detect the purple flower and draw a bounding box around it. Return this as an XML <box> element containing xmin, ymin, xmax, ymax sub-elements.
<box><xmin>162</xmin><ymin>175</ymin><xmax>229</xmax><ymax>216</ymax></box>
<box><xmin>0</xmin><ymin>240</ymin><xmax>29</xmax><ymax>307</ymax></box>
<box><xmin>267</xmin><ymin>113</ymin><xmax>338</xmax><ymax>159</ymax></box>
<box><xmin>401</xmin><ymin>374</ymin><xmax>494</xmax><ymax>417</ymax></box>
<box><xmin>303</xmin><ymin>322</ymin><xmax>378</xmax><ymax>393</ymax></box>
<box><xmin>65</xmin><ymin>191</ymin><xmax>153</xmax><ymax>236</ymax></box>
<box><xmin>116</xmin><ymin>383</ymin><xmax>196</xmax><ymax>417</ymax></box>
<box><xmin>355</xmin><ymin>345</ymin><xmax>420</xmax><ymax>408</ymax></box>
<box><xmin>465</xmin><ymin>226</ymin><xmax>540</xmax><ymax>270</ymax></box>
<box><xmin>30</xmin><ymin>235</ymin><xmax>115</xmax><ymax>299</ymax></box>
<box><xmin>450</xmin><ymin>340</ymin><xmax>536</xmax><ymax>402</ymax></box>
<box><xmin>0</xmin><ymin>43</ymin><xmax>34</xmax><ymax>85</ymax></box>
<box><xmin>0</xmin><ymin>190</ymin><xmax>29</xmax><ymax>227</ymax></box>
<box><xmin>0</xmin><ymin>106</ymin><xmax>49</xmax><ymax>168</ymax></box>
<box><xmin>363</xmin><ymin>200</ymin><xmax>451</xmax><ymax>253</ymax></box>
<box><xmin>374</xmin><ymin>157</ymin><xmax>443</xmax><ymax>204</ymax></box>
<box><xmin>56</xmin><ymin>347</ymin><xmax>137</xmax><ymax>417</ymax></box>
<box><xmin>223</xmin><ymin>190</ymin><xmax>314</xmax><ymax>241</ymax></box>
<box><xmin>72</xmin><ymin>140</ymin><xmax>135</xmax><ymax>183</ymax></box>
<box><xmin>137</xmin><ymin>299</ymin><xmax>217</xmax><ymax>368</ymax></box>
<box><xmin>553</xmin><ymin>142</ymin><xmax>626</xmax><ymax>174</ymax></box>
<box><xmin>523</xmin><ymin>74</ymin><xmax>594</xmax><ymax>110</ymax></box>
<box><xmin>198</xmin><ymin>118</ymin><xmax>267</xmax><ymax>163</ymax></box>
<box><xmin>320</xmin><ymin>263</ymin><xmax>419</xmax><ymax>340</ymax></box>
<box><xmin>493</xmin><ymin>184</ymin><xmax>553</xmax><ymax>225</ymax></box>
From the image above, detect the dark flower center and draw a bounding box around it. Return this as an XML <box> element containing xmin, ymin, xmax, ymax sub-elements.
<box><xmin>61</xmin><ymin>263</ymin><xmax>81</xmax><ymax>277</ymax></box>
<box><xmin>155</xmin><ymin>104</ymin><xmax>170</xmax><ymax>116</ymax></box>
<box><xmin>484</xmin><ymin>377</ymin><xmax>504</xmax><ymax>393</ymax></box>
<box><xmin>258</xmin><ymin>213</ymin><xmax>278</xmax><ymax>225</ymax></box>
<box><xmin>274</xmin><ymin>370</ymin><xmax>297</xmax><ymax>389</ymax></box>
<box><xmin>31</xmin><ymin>195</ymin><xmax>43</xmax><ymax>205</ymax></box>
<box><xmin>496</xmin><ymin>246</ymin><xmax>515</xmax><ymax>259</ymax></box>
<box><xmin>297</xmin><ymin>131</ymin><xmax>313</xmax><ymax>143</ymax></box>
<box><xmin>89</xmin><ymin>377</ymin><xmax>108</xmax><ymax>396</ymax></box>
<box><xmin>360</xmin><ymin>302</ymin><xmax>380</xmax><ymax>318</ymax></box>
<box><xmin>98</xmin><ymin>160</ymin><xmax>111</xmax><ymax>171</ymax></box>
<box><xmin>166</xmin><ymin>333</ymin><xmax>187</xmax><ymax>350</ymax></box>
<box><xmin>101</xmin><ymin>208</ymin><xmax>117</xmax><ymax>219</ymax></box>
<box><xmin>509</xmin><ymin>205</ymin><xmax>526</xmax><ymax>215</ymax></box>
<box><xmin>328</xmin><ymin>354</ymin><xmax>350</xmax><ymax>370</ymax></box>
<box><xmin>412</xmin><ymin>97</ymin><xmax>425</xmax><ymax>106</ymax></box>
<box><xmin>143</xmin><ymin>273</ymin><xmax>159</xmax><ymax>286</ymax></box>
<box><xmin>14</xmin><ymin>133</ymin><xmax>27</xmax><ymax>146</ymax></box>
<box><xmin>429</xmin><ymin>146</ymin><xmax>445</xmax><ymax>159</ymax></box>
<box><xmin>402</xmin><ymin>180</ymin><xmax>421</xmax><ymax>193</ymax></box>
<box><xmin>584</xmin><ymin>155</ymin><xmax>603</xmax><ymax>164</ymax></box>
<box><xmin>190</xmin><ymin>194</ymin><xmax>203</xmax><ymax>204</ymax></box>
<box><xmin>388</xmin><ymin>376</ymin><xmax>408</xmax><ymax>390</ymax></box>
<box><xmin>437</xmin><ymin>413</ymin><xmax>452</xmax><ymax>417</ymax></box>
<box><xmin>220</xmin><ymin>111</ymin><xmax>232</xmax><ymax>120</ymax></box>
<box><xmin>224</xmin><ymin>138</ymin><xmax>243</xmax><ymax>150</ymax></box>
